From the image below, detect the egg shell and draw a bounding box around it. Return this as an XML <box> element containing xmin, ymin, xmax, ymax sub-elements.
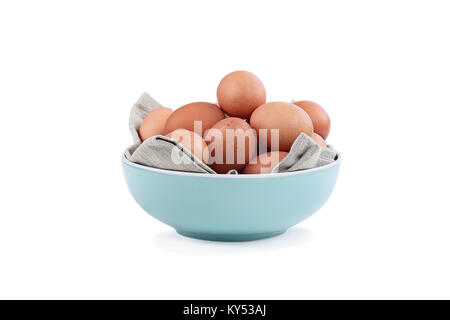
<box><xmin>139</xmin><ymin>107</ymin><xmax>173</xmax><ymax>141</ymax></box>
<box><xmin>311</xmin><ymin>132</ymin><xmax>327</xmax><ymax>148</ymax></box>
<box><xmin>166</xmin><ymin>129</ymin><xmax>210</xmax><ymax>164</ymax></box>
<box><xmin>250</xmin><ymin>102</ymin><xmax>313</xmax><ymax>152</ymax></box>
<box><xmin>164</xmin><ymin>102</ymin><xmax>225</xmax><ymax>136</ymax></box>
<box><xmin>204</xmin><ymin>117</ymin><xmax>257</xmax><ymax>174</ymax></box>
<box><xmin>242</xmin><ymin>151</ymin><xmax>289</xmax><ymax>174</ymax></box>
<box><xmin>217</xmin><ymin>71</ymin><xmax>266</xmax><ymax>119</ymax></box>
<box><xmin>293</xmin><ymin>100</ymin><xmax>330</xmax><ymax>140</ymax></box>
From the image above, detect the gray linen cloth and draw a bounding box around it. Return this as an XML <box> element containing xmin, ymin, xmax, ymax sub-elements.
<box><xmin>125</xmin><ymin>93</ymin><xmax>214</xmax><ymax>173</ymax></box>
<box><xmin>125</xmin><ymin>92</ymin><xmax>337</xmax><ymax>174</ymax></box>
<box><xmin>273</xmin><ymin>133</ymin><xmax>337</xmax><ymax>173</ymax></box>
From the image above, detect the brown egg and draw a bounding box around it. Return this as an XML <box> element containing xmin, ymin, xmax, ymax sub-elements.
<box><xmin>311</xmin><ymin>132</ymin><xmax>327</xmax><ymax>148</ymax></box>
<box><xmin>164</xmin><ymin>102</ymin><xmax>225</xmax><ymax>136</ymax></box>
<box><xmin>242</xmin><ymin>151</ymin><xmax>289</xmax><ymax>174</ymax></box>
<box><xmin>217</xmin><ymin>71</ymin><xmax>266</xmax><ymax>119</ymax></box>
<box><xmin>212</xmin><ymin>102</ymin><xmax>232</xmax><ymax>117</ymax></box>
<box><xmin>139</xmin><ymin>107</ymin><xmax>173</xmax><ymax>141</ymax></box>
<box><xmin>166</xmin><ymin>129</ymin><xmax>209</xmax><ymax>164</ymax></box>
<box><xmin>250</xmin><ymin>102</ymin><xmax>313</xmax><ymax>152</ymax></box>
<box><xmin>204</xmin><ymin>117</ymin><xmax>257</xmax><ymax>173</ymax></box>
<box><xmin>293</xmin><ymin>100</ymin><xmax>330</xmax><ymax>140</ymax></box>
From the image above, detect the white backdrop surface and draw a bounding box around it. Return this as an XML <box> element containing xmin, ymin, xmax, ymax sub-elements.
<box><xmin>0</xmin><ymin>0</ymin><xmax>449</xmax><ymax>299</ymax></box>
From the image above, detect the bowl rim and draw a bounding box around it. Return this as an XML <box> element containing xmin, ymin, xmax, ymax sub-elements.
<box><xmin>122</xmin><ymin>152</ymin><xmax>340</xmax><ymax>179</ymax></box>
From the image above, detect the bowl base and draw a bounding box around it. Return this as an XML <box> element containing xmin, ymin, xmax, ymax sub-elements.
<box><xmin>175</xmin><ymin>229</ymin><xmax>286</xmax><ymax>242</ymax></box>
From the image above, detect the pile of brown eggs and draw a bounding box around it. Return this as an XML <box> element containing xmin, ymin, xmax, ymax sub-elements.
<box><xmin>139</xmin><ymin>70</ymin><xmax>331</xmax><ymax>174</ymax></box>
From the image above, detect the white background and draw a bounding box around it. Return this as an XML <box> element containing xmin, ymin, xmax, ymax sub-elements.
<box><xmin>1</xmin><ymin>0</ymin><xmax>449</xmax><ymax>299</ymax></box>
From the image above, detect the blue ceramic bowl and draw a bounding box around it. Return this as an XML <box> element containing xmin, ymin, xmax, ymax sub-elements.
<box><xmin>122</xmin><ymin>154</ymin><xmax>340</xmax><ymax>241</ymax></box>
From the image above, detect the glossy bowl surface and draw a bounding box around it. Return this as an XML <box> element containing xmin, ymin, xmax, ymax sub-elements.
<box><xmin>122</xmin><ymin>154</ymin><xmax>340</xmax><ymax>241</ymax></box>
